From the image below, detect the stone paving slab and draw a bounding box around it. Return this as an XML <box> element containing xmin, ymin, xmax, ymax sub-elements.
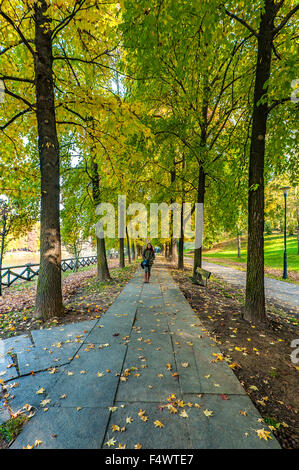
<box><xmin>48</xmin><ymin>345</ymin><xmax>126</xmax><ymax>407</ymax></box>
<box><xmin>183</xmin><ymin>394</ymin><xmax>281</xmax><ymax>449</ymax></box>
<box><xmin>116</xmin><ymin>331</ymin><xmax>181</xmax><ymax>402</ymax></box>
<box><xmin>10</xmin><ymin>406</ymin><xmax>110</xmax><ymax>449</ymax></box>
<box><xmin>0</xmin><ymin>352</ymin><xmax>19</xmax><ymax>381</ymax></box>
<box><xmin>0</xmin><ymin>334</ymin><xmax>33</xmax><ymax>355</ymax></box>
<box><xmin>4</xmin><ymin>369</ymin><xmax>65</xmax><ymax>411</ymax></box>
<box><xmin>8</xmin><ymin>265</ymin><xmax>279</xmax><ymax>449</ymax></box>
<box><xmin>0</xmin><ymin>405</ymin><xmax>10</xmax><ymax>425</ymax></box>
<box><xmin>82</xmin><ymin>322</ymin><xmax>131</xmax><ymax>345</ymax></box>
<box><xmin>133</xmin><ymin>307</ymin><xmax>169</xmax><ymax>332</ymax></box>
<box><xmin>107</xmin><ymin>299</ymin><xmax>138</xmax><ymax>315</ymax></box>
<box><xmin>17</xmin><ymin>342</ymin><xmax>82</xmax><ymax>376</ymax></box>
<box><xmin>31</xmin><ymin>320</ymin><xmax>98</xmax><ymax>347</ymax></box>
<box><xmin>104</xmin><ymin>402</ymin><xmax>192</xmax><ymax>449</ymax></box>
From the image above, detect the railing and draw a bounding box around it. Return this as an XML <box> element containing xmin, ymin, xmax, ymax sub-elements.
<box><xmin>0</xmin><ymin>255</ymin><xmax>98</xmax><ymax>289</ymax></box>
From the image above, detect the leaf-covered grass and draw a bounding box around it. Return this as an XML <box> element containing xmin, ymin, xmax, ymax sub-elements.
<box><xmin>0</xmin><ymin>415</ymin><xmax>28</xmax><ymax>446</ymax></box>
<box><xmin>188</xmin><ymin>234</ymin><xmax>298</xmax><ymax>272</ymax></box>
<box><xmin>0</xmin><ymin>260</ymin><xmax>139</xmax><ymax>340</ymax></box>
<box><xmin>172</xmin><ymin>266</ymin><xmax>299</xmax><ymax>449</ymax></box>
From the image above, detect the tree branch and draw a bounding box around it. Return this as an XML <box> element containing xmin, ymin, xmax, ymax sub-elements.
<box><xmin>51</xmin><ymin>0</ymin><xmax>87</xmax><ymax>40</ymax></box>
<box><xmin>267</xmin><ymin>97</ymin><xmax>292</xmax><ymax>114</ymax></box>
<box><xmin>0</xmin><ymin>108</ymin><xmax>32</xmax><ymax>131</ymax></box>
<box><xmin>273</xmin><ymin>4</ymin><xmax>299</xmax><ymax>36</ymax></box>
<box><xmin>4</xmin><ymin>88</ymin><xmax>34</xmax><ymax>110</ymax></box>
<box><xmin>225</xmin><ymin>9</ymin><xmax>259</xmax><ymax>38</ymax></box>
<box><xmin>0</xmin><ymin>75</ymin><xmax>34</xmax><ymax>83</ymax></box>
<box><xmin>0</xmin><ymin>9</ymin><xmax>34</xmax><ymax>55</ymax></box>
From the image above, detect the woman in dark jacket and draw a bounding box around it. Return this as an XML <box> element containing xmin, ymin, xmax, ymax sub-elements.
<box><xmin>142</xmin><ymin>243</ymin><xmax>155</xmax><ymax>283</ymax></box>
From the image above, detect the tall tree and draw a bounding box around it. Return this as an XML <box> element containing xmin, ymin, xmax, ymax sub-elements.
<box><xmin>225</xmin><ymin>0</ymin><xmax>299</xmax><ymax>322</ymax></box>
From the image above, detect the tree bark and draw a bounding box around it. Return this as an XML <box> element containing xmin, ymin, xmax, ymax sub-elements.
<box><xmin>90</xmin><ymin>157</ymin><xmax>110</xmax><ymax>282</ymax></box>
<box><xmin>193</xmin><ymin>166</ymin><xmax>205</xmax><ymax>277</ymax></box>
<box><xmin>131</xmin><ymin>241</ymin><xmax>136</xmax><ymax>261</ymax></box>
<box><xmin>171</xmin><ymin>238</ymin><xmax>178</xmax><ymax>264</ymax></box>
<box><xmin>165</xmin><ymin>242</ymin><xmax>169</xmax><ymax>260</ymax></box>
<box><xmin>178</xmin><ymin>155</ymin><xmax>185</xmax><ymax>270</ymax></box>
<box><xmin>34</xmin><ymin>0</ymin><xmax>63</xmax><ymax>319</ymax></box>
<box><xmin>178</xmin><ymin>201</ymin><xmax>184</xmax><ymax>270</ymax></box>
<box><xmin>244</xmin><ymin>0</ymin><xmax>276</xmax><ymax>323</ymax></box>
<box><xmin>0</xmin><ymin>210</ymin><xmax>6</xmax><ymax>297</ymax></box>
<box><xmin>126</xmin><ymin>226</ymin><xmax>131</xmax><ymax>264</ymax></box>
<box><xmin>119</xmin><ymin>238</ymin><xmax>125</xmax><ymax>268</ymax></box>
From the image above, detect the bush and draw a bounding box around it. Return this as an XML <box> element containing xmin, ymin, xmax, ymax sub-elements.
<box><xmin>265</xmin><ymin>221</ymin><xmax>273</xmax><ymax>235</ymax></box>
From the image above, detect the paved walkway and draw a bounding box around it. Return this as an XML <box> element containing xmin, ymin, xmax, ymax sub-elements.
<box><xmin>1</xmin><ymin>267</ymin><xmax>279</xmax><ymax>449</ymax></box>
<box><xmin>184</xmin><ymin>257</ymin><xmax>299</xmax><ymax>314</ymax></box>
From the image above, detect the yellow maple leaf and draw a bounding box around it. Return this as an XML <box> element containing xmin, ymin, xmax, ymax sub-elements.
<box><xmin>112</xmin><ymin>424</ymin><xmax>120</xmax><ymax>432</ymax></box>
<box><xmin>154</xmin><ymin>420</ymin><xmax>164</xmax><ymax>428</ymax></box>
<box><xmin>256</xmin><ymin>429</ymin><xmax>273</xmax><ymax>441</ymax></box>
<box><xmin>105</xmin><ymin>437</ymin><xmax>116</xmax><ymax>447</ymax></box>
<box><xmin>167</xmin><ymin>393</ymin><xmax>176</xmax><ymax>402</ymax></box>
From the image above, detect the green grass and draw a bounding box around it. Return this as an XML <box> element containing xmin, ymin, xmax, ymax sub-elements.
<box><xmin>0</xmin><ymin>415</ymin><xmax>28</xmax><ymax>444</ymax></box>
<box><xmin>201</xmin><ymin>233</ymin><xmax>298</xmax><ymax>272</ymax></box>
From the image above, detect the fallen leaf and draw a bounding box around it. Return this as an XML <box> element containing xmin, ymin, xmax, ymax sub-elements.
<box><xmin>256</xmin><ymin>429</ymin><xmax>273</xmax><ymax>441</ymax></box>
<box><xmin>105</xmin><ymin>437</ymin><xmax>116</xmax><ymax>447</ymax></box>
<box><xmin>154</xmin><ymin>420</ymin><xmax>164</xmax><ymax>428</ymax></box>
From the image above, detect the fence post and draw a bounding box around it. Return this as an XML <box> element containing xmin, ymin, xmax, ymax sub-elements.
<box><xmin>26</xmin><ymin>263</ymin><xmax>31</xmax><ymax>281</ymax></box>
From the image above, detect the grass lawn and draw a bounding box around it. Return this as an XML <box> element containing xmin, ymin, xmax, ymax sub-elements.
<box><xmin>192</xmin><ymin>234</ymin><xmax>298</xmax><ymax>272</ymax></box>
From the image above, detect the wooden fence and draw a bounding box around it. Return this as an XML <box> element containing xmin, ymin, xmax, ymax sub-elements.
<box><xmin>0</xmin><ymin>255</ymin><xmax>98</xmax><ymax>289</ymax></box>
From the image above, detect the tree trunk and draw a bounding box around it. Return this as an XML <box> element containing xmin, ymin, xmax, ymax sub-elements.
<box><xmin>193</xmin><ymin>73</ymin><xmax>208</xmax><ymax>278</ymax></box>
<box><xmin>193</xmin><ymin>166</ymin><xmax>205</xmax><ymax>277</ymax></box>
<box><xmin>90</xmin><ymin>156</ymin><xmax>110</xmax><ymax>282</ymax></box>
<box><xmin>171</xmin><ymin>238</ymin><xmax>178</xmax><ymax>264</ymax></box>
<box><xmin>169</xmin><ymin>166</ymin><xmax>176</xmax><ymax>263</ymax></box>
<box><xmin>0</xmin><ymin>211</ymin><xmax>6</xmax><ymax>297</ymax></box>
<box><xmin>178</xmin><ymin>155</ymin><xmax>185</xmax><ymax>270</ymax></box>
<box><xmin>165</xmin><ymin>242</ymin><xmax>169</xmax><ymax>260</ymax></box>
<box><xmin>296</xmin><ymin>190</ymin><xmax>299</xmax><ymax>255</ymax></box>
<box><xmin>34</xmin><ymin>0</ymin><xmax>63</xmax><ymax>319</ymax></box>
<box><xmin>119</xmin><ymin>238</ymin><xmax>125</xmax><ymax>268</ymax></box>
<box><xmin>178</xmin><ymin>202</ymin><xmax>184</xmax><ymax>270</ymax></box>
<box><xmin>96</xmin><ymin>237</ymin><xmax>111</xmax><ymax>281</ymax></box>
<box><xmin>132</xmin><ymin>241</ymin><xmax>136</xmax><ymax>261</ymax></box>
<box><xmin>244</xmin><ymin>0</ymin><xmax>276</xmax><ymax>323</ymax></box>
<box><xmin>126</xmin><ymin>226</ymin><xmax>131</xmax><ymax>264</ymax></box>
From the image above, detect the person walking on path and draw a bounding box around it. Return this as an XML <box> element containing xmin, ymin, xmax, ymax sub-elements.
<box><xmin>142</xmin><ymin>242</ymin><xmax>155</xmax><ymax>283</ymax></box>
